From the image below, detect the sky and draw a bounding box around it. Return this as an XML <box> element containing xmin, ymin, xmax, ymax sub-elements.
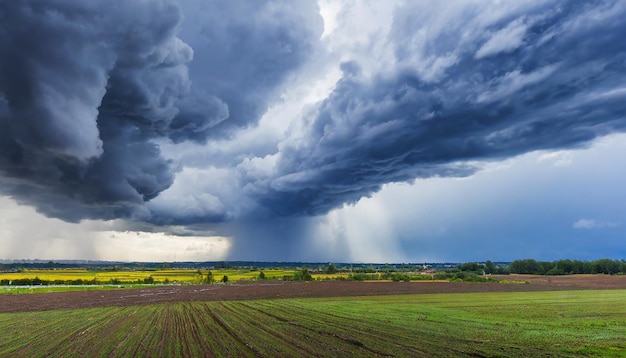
<box><xmin>1</xmin><ymin>0</ymin><xmax>625</xmax><ymax>263</ymax></box>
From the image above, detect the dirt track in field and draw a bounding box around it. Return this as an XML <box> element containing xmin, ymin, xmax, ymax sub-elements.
<box><xmin>2</xmin><ymin>275</ymin><xmax>625</xmax><ymax>313</ymax></box>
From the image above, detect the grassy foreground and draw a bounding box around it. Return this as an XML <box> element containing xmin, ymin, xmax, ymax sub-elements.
<box><xmin>1</xmin><ymin>290</ymin><xmax>624</xmax><ymax>357</ymax></box>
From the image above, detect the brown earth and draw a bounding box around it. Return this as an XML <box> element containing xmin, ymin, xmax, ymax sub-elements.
<box><xmin>2</xmin><ymin>275</ymin><xmax>625</xmax><ymax>313</ymax></box>
<box><xmin>491</xmin><ymin>273</ymin><xmax>626</xmax><ymax>288</ymax></box>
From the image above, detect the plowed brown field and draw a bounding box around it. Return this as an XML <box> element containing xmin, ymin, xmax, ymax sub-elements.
<box><xmin>2</xmin><ymin>274</ymin><xmax>625</xmax><ymax>313</ymax></box>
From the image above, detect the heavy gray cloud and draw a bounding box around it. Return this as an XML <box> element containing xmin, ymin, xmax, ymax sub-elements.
<box><xmin>0</xmin><ymin>0</ymin><xmax>322</xmax><ymax>223</ymax></box>
<box><xmin>173</xmin><ymin>0</ymin><xmax>324</xmax><ymax>140</ymax></box>
<box><xmin>258</xmin><ymin>0</ymin><xmax>626</xmax><ymax>217</ymax></box>
<box><xmin>0</xmin><ymin>0</ymin><xmax>190</xmax><ymax>221</ymax></box>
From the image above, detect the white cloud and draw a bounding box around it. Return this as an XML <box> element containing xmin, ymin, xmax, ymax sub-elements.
<box><xmin>573</xmin><ymin>219</ymin><xmax>621</xmax><ymax>229</ymax></box>
<box><xmin>475</xmin><ymin>18</ymin><xmax>528</xmax><ymax>59</ymax></box>
<box><xmin>0</xmin><ymin>196</ymin><xmax>230</xmax><ymax>261</ymax></box>
<box><xmin>477</xmin><ymin>64</ymin><xmax>560</xmax><ymax>103</ymax></box>
<box><xmin>94</xmin><ymin>231</ymin><xmax>230</xmax><ymax>262</ymax></box>
<box><xmin>318</xmin><ymin>0</ymin><xmax>342</xmax><ymax>38</ymax></box>
<box><xmin>147</xmin><ymin>166</ymin><xmax>250</xmax><ymax>223</ymax></box>
<box><xmin>537</xmin><ymin>151</ymin><xmax>573</xmax><ymax>167</ymax></box>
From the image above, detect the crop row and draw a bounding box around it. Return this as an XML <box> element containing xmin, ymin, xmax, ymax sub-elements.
<box><xmin>1</xmin><ymin>290</ymin><xmax>625</xmax><ymax>357</ymax></box>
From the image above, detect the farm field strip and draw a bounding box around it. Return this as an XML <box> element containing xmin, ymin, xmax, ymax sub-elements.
<box><xmin>1</xmin><ymin>289</ymin><xmax>625</xmax><ymax>357</ymax></box>
<box><xmin>0</xmin><ymin>269</ymin><xmax>367</xmax><ymax>284</ymax></box>
<box><xmin>0</xmin><ymin>269</ymin><xmax>299</xmax><ymax>285</ymax></box>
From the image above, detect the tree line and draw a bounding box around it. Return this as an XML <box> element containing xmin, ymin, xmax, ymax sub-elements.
<box><xmin>507</xmin><ymin>259</ymin><xmax>626</xmax><ymax>275</ymax></box>
<box><xmin>0</xmin><ymin>276</ymin><xmax>158</xmax><ymax>286</ymax></box>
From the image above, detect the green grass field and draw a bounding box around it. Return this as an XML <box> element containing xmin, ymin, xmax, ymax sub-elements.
<box><xmin>1</xmin><ymin>289</ymin><xmax>624</xmax><ymax>357</ymax></box>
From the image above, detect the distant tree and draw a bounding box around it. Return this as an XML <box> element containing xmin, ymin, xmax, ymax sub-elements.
<box><xmin>545</xmin><ymin>268</ymin><xmax>565</xmax><ymax>275</ymax></box>
<box><xmin>293</xmin><ymin>268</ymin><xmax>313</xmax><ymax>281</ymax></box>
<box><xmin>457</xmin><ymin>262</ymin><xmax>484</xmax><ymax>273</ymax></box>
<box><xmin>510</xmin><ymin>259</ymin><xmax>543</xmax><ymax>274</ymax></box>
<box><xmin>258</xmin><ymin>271</ymin><xmax>266</xmax><ymax>280</ymax></box>
<box><xmin>391</xmin><ymin>273</ymin><xmax>411</xmax><ymax>282</ymax></box>
<box><xmin>496</xmin><ymin>265</ymin><xmax>510</xmax><ymax>275</ymax></box>
<box><xmin>221</xmin><ymin>275</ymin><xmax>228</xmax><ymax>283</ymax></box>
<box><xmin>571</xmin><ymin>260</ymin><xmax>588</xmax><ymax>274</ymax></box>
<box><xmin>508</xmin><ymin>258</ymin><xmax>625</xmax><ymax>275</ymax></box>
<box><xmin>538</xmin><ymin>261</ymin><xmax>555</xmax><ymax>275</ymax></box>
<box><xmin>484</xmin><ymin>260</ymin><xmax>496</xmax><ymax>274</ymax></box>
<box><xmin>206</xmin><ymin>270</ymin><xmax>214</xmax><ymax>284</ymax></box>
<box><xmin>325</xmin><ymin>263</ymin><xmax>337</xmax><ymax>274</ymax></box>
<box><xmin>143</xmin><ymin>275</ymin><xmax>154</xmax><ymax>284</ymax></box>
<box><xmin>348</xmin><ymin>273</ymin><xmax>368</xmax><ymax>281</ymax></box>
<box><xmin>552</xmin><ymin>260</ymin><xmax>568</xmax><ymax>274</ymax></box>
<box><xmin>593</xmin><ymin>259</ymin><xmax>621</xmax><ymax>274</ymax></box>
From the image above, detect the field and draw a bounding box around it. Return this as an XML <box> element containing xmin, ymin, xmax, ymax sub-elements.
<box><xmin>1</xmin><ymin>276</ymin><xmax>626</xmax><ymax>357</ymax></box>
<box><xmin>0</xmin><ymin>268</ymin><xmax>309</xmax><ymax>284</ymax></box>
<box><xmin>0</xmin><ymin>287</ymin><xmax>624</xmax><ymax>357</ymax></box>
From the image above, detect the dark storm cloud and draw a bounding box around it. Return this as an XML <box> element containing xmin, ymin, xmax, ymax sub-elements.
<box><xmin>174</xmin><ymin>0</ymin><xmax>324</xmax><ymax>140</ymax></box>
<box><xmin>0</xmin><ymin>0</ymin><xmax>323</xmax><ymax>223</ymax></box>
<box><xmin>0</xmin><ymin>0</ymin><xmax>189</xmax><ymax>221</ymax></box>
<box><xmin>260</xmin><ymin>0</ymin><xmax>626</xmax><ymax>217</ymax></box>
<box><xmin>2</xmin><ymin>0</ymin><xmax>626</xmax><ymax>235</ymax></box>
